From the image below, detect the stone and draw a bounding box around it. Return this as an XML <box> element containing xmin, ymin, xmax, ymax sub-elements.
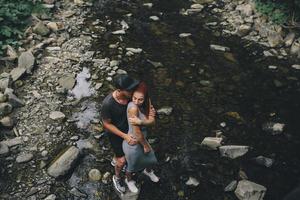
<box><xmin>18</xmin><ymin>51</ymin><xmax>35</xmax><ymax>73</ymax></box>
<box><xmin>147</xmin><ymin>60</ymin><xmax>163</xmax><ymax>68</ymax></box>
<box><xmin>110</xmin><ymin>60</ymin><xmax>119</xmax><ymax>67</ymax></box>
<box><xmin>284</xmin><ymin>32</ymin><xmax>296</xmax><ymax>47</ymax></box>
<box><xmin>157</xmin><ymin>107</ymin><xmax>173</xmax><ymax>115</ymax></box>
<box><xmin>224</xmin><ymin>180</ymin><xmax>238</xmax><ymax>192</ymax></box>
<box><xmin>236</xmin><ymin>4</ymin><xmax>253</xmax><ymax>17</ymax></box>
<box><xmin>191</xmin><ymin>4</ymin><xmax>203</xmax><ymax>9</ymax></box>
<box><xmin>95</xmin><ymin>83</ymin><xmax>103</xmax><ymax>90</ymax></box>
<box><xmin>237</xmin><ymin>25</ymin><xmax>251</xmax><ymax>37</ymax></box>
<box><xmin>234</xmin><ymin>180</ymin><xmax>266</xmax><ymax>200</ymax></box>
<box><xmin>262</xmin><ymin>122</ymin><xmax>285</xmax><ymax>135</ymax></box>
<box><xmin>112</xmin><ymin>30</ymin><xmax>126</xmax><ymax>35</ymax></box>
<box><xmin>16</xmin><ymin>153</ymin><xmax>34</xmax><ymax>163</ymax></box>
<box><xmin>33</xmin><ymin>21</ymin><xmax>50</xmax><ymax>36</ymax></box>
<box><xmin>10</xmin><ymin>67</ymin><xmax>27</xmax><ymax>82</ymax></box>
<box><xmin>0</xmin><ymin>103</ymin><xmax>13</xmax><ymax>117</ymax></box>
<box><xmin>179</xmin><ymin>33</ymin><xmax>192</xmax><ymax>38</ymax></box>
<box><xmin>43</xmin><ymin>0</ymin><xmax>55</xmax><ymax>4</ymax></box>
<box><xmin>58</xmin><ymin>76</ymin><xmax>76</xmax><ymax>90</ymax></box>
<box><xmin>254</xmin><ymin>156</ymin><xmax>274</xmax><ymax>167</ymax></box>
<box><xmin>0</xmin><ymin>72</ymin><xmax>12</xmax><ymax>91</ymax></box>
<box><xmin>267</xmin><ymin>32</ymin><xmax>283</xmax><ymax>48</ymax></box>
<box><xmin>200</xmin><ymin>137</ymin><xmax>223</xmax><ymax>150</ymax></box>
<box><xmin>268</xmin><ymin>65</ymin><xmax>277</xmax><ymax>69</ymax></box>
<box><xmin>102</xmin><ymin>172</ymin><xmax>111</xmax><ymax>184</ymax></box>
<box><xmin>185</xmin><ymin>177</ymin><xmax>199</xmax><ymax>186</ymax></box>
<box><xmin>49</xmin><ymin>111</ymin><xmax>65</xmax><ymax>120</ymax></box>
<box><xmin>47</xmin><ymin>146</ymin><xmax>80</xmax><ymax>178</ymax></box>
<box><xmin>70</xmin><ymin>187</ymin><xmax>87</xmax><ymax>198</ymax></box>
<box><xmin>291</xmin><ymin>38</ymin><xmax>300</xmax><ymax>56</ymax></box>
<box><xmin>0</xmin><ymin>116</ymin><xmax>14</xmax><ymax>128</ymax></box>
<box><xmin>6</xmin><ymin>45</ymin><xmax>18</xmax><ymax>60</ymax></box>
<box><xmin>0</xmin><ymin>143</ymin><xmax>9</xmax><ymax>155</ymax></box>
<box><xmin>143</xmin><ymin>3</ymin><xmax>153</xmax><ymax>8</ymax></box>
<box><xmin>292</xmin><ymin>64</ymin><xmax>300</xmax><ymax>70</ymax></box>
<box><xmin>126</xmin><ymin>48</ymin><xmax>143</xmax><ymax>54</ymax></box>
<box><xmin>149</xmin><ymin>16</ymin><xmax>160</xmax><ymax>21</ymax></box>
<box><xmin>47</xmin><ymin>22</ymin><xmax>59</xmax><ymax>32</ymax></box>
<box><xmin>44</xmin><ymin>194</ymin><xmax>57</xmax><ymax>200</ymax></box>
<box><xmin>41</xmin><ymin>150</ymin><xmax>48</xmax><ymax>157</ymax></box>
<box><xmin>1</xmin><ymin>137</ymin><xmax>22</xmax><ymax>147</ymax></box>
<box><xmin>219</xmin><ymin>145</ymin><xmax>249</xmax><ymax>159</ymax></box>
<box><xmin>210</xmin><ymin>44</ymin><xmax>230</xmax><ymax>52</ymax></box>
<box><xmin>4</xmin><ymin>88</ymin><xmax>25</xmax><ymax>107</ymax></box>
<box><xmin>0</xmin><ymin>92</ymin><xmax>8</xmax><ymax>103</ymax></box>
<box><xmin>88</xmin><ymin>169</ymin><xmax>102</xmax><ymax>181</ymax></box>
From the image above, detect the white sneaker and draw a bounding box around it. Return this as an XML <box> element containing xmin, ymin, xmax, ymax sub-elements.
<box><xmin>143</xmin><ymin>169</ymin><xmax>160</xmax><ymax>182</ymax></box>
<box><xmin>112</xmin><ymin>175</ymin><xmax>125</xmax><ymax>193</ymax></box>
<box><xmin>125</xmin><ymin>178</ymin><xmax>139</xmax><ymax>193</ymax></box>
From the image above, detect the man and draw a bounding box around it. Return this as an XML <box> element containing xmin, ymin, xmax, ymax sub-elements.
<box><xmin>101</xmin><ymin>74</ymin><xmax>140</xmax><ymax>193</ymax></box>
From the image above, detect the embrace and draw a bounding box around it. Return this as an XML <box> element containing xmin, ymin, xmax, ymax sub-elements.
<box><xmin>101</xmin><ymin>74</ymin><xmax>159</xmax><ymax>193</ymax></box>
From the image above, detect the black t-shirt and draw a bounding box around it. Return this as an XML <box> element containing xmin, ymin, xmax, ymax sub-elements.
<box><xmin>101</xmin><ymin>93</ymin><xmax>128</xmax><ymax>133</ymax></box>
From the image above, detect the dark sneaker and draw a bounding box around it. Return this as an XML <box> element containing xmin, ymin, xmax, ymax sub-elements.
<box><xmin>113</xmin><ymin>175</ymin><xmax>125</xmax><ymax>193</ymax></box>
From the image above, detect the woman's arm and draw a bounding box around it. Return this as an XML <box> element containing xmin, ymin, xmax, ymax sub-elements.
<box><xmin>128</xmin><ymin>99</ymin><xmax>156</xmax><ymax>126</ymax></box>
<box><xmin>128</xmin><ymin>106</ymin><xmax>151</xmax><ymax>153</ymax></box>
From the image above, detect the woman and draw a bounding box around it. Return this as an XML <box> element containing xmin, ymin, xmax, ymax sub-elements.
<box><xmin>122</xmin><ymin>82</ymin><xmax>160</xmax><ymax>193</ymax></box>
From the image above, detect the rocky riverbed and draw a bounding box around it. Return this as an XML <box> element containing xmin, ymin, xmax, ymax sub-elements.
<box><xmin>0</xmin><ymin>0</ymin><xmax>300</xmax><ymax>200</ymax></box>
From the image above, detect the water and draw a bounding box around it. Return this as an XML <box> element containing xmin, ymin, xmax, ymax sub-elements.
<box><xmin>87</xmin><ymin>0</ymin><xmax>300</xmax><ymax>199</ymax></box>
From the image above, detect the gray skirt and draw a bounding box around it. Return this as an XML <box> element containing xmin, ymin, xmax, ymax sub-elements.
<box><xmin>122</xmin><ymin>132</ymin><xmax>157</xmax><ymax>173</ymax></box>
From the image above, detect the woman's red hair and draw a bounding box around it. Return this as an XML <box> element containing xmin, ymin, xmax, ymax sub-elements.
<box><xmin>134</xmin><ymin>82</ymin><xmax>150</xmax><ymax>117</ymax></box>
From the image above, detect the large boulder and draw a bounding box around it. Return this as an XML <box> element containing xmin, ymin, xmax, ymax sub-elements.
<box><xmin>219</xmin><ymin>145</ymin><xmax>249</xmax><ymax>159</ymax></box>
<box><xmin>234</xmin><ymin>180</ymin><xmax>266</xmax><ymax>200</ymax></box>
<box><xmin>47</xmin><ymin>146</ymin><xmax>80</xmax><ymax>178</ymax></box>
<box><xmin>18</xmin><ymin>51</ymin><xmax>35</xmax><ymax>74</ymax></box>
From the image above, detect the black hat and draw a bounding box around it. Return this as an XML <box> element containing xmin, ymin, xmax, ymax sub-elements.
<box><xmin>113</xmin><ymin>74</ymin><xmax>140</xmax><ymax>91</ymax></box>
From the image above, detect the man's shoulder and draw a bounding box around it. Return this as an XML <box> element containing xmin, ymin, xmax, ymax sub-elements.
<box><xmin>102</xmin><ymin>93</ymin><xmax>113</xmax><ymax>105</ymax></box>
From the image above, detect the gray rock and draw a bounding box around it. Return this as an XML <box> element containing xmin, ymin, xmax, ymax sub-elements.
<box><xmin>210</xmin><ymin>44</ymin><xmax>230</xmax><ymax>52</ymax></box>
<box><xmin>284</xmin><ymin>32</ymin><xmax>296</xmax><ymax>47</ymax></box>
<box><xmin>291</xmin><ymin>38</ymin><xmax>300</xmax><ymax>56</ymax></box>
<box><xmin>185</xmin><ymin>177</ymin><xmax>199</xmax><ymax>186</ymax></box>
<box><xmin>262</xmin><ymin>122</ymin><xmax>285</xmax><ymax>135</ymax></box>
<box><xmin>224</xmin><ymin>180</ymin><xmax>238</xmax><ymax>192</ymax></box>
<box><xmin>0</xmin><ymin>143</ymin><xmax>9</xmax><ymax>155</ymax></box>
<box><xmin>88</xmin><ymin>169</ymin><xmax>102</xmax><ymax>181</ymax></box>
<box><xmin>267</xmin><ymin>32</ymin><xmax>283</xmax><ymax>48</ymax></box>
<box><xmin>44</xmin><ymin>194</ymin><xmax>57</xmax><ymax>200</ymax></box>
<box><xmin>236</xmin><ymin>4</ymin><xmax>253</xmax><ymax>17</ymax></box>
<box><xmin>10</xmin><ymin>67</ymin><xmax>27</xmax><ymax>82</ymax></box>
<box><xmin>95</xmin><ymin>83</ymin><xmax>103</xmax><ymax>90</ymax></box>
<box><xmin>200</xmin><ymin>137</ymin><xmax>223</xmax><ymax>150</ymax></box>
<box><xmin>16</xmin><ymin>153</ymin><xmax>34</xmax><ymax>163</ymax></box>
<box><xmin>0</xmin><ymin>72</ymin><xmax>12</xmax><ymax>91</ymax></box>
<box><xmin>6</xmin><ymin>45</ymin><xmax>18</xmax><ymax>60</ymax></box>
<box><xmin>0</xmin><ymin>116</ymin><xmax>14</xmax><ymax>128</ymax></box>
<box><xmin>234</xmin><ymin>180</ymin><xmax>266</xmax><ymax>200</ymax></box>
<box><xmin>4</xmin><ymin>88</ymin><xmax>25</xmax><ymax>107</ymax></box>
<box><xmin>58</xmin><ymin>76</ymin><xmax>76</xmax><ymax>90</ymax></box>
<box><xmin>1</xmin><ymin>137</ymin><xmax>23</xmax><ymax>147</ymax></box>
<box><xmin>149</xmin><ymin>16</ymin><xmax>160</xmax><ymax>21</ymax></box>
<box><xmin>237</xmin><ymin>25</ymin><xmax>252</xmax><ymax>37</ymax></box>
<box><xmin>219</xmin><ymin>145</ymin><xmax>249</xmax><ymax>159</ymax></box>
<box><xmin>157</xmin><ymin>107</ymin><xmax>173</xmax><ymax>115</ymax></box>
<box><xmin>126</xmin><ymin>48</ymin><xmax>143</xmax><ymax>54</ymax></box>
<box><xmin>0</xmin><ymin>92</ymin><xmax>8</xmax><ymax>103</ymax></box>
<box><xmin>49</xmin><ymin>111</ymin><xmax>65</xmax><ymax>120</ymax></box>
<box><xmin>179</xmin><ymin>33</ymin><xmax>192</xmax><ymax>38</ymax></box>
<box><xmin>47</xmin><ymin>146</ymin><xmax>80</xmax><ymax>178</ymax></box>
<box><xmin>254</xmin><ymin>156</ymin><xmax>274</xmax><ymax>167</ymax></box>
<box><xmin>0</xmin><ymin>103</ymin><xmax>13</xmax><ymax>117</ymax></box>
<box><xmin>292</xmin><ymin>64</ymin><xmax>300</xmax><ymax>70</ymax></box>
<box><xmin>70</xmin><ymin>187</ymin><xmax>87</xmax><ymax>198</ymax></box>
<box><xmin>147</xmin><ymin>60</ymin><xmax>163</xmax><ymax>68</ymax></box>
<box><xmin>33</xmin><ymin>21</ymin><xmax>50</xmax><ymax>36</ymax></box>
<box><xmin>112</xmin><ymin>30</ymin><xmax>126</xmax><ymax>35</ymax></box>
<box><xmin>47</xmin><ymin>22</ymin><xmax>59</xmax><ymax>32</ymax></box>
<box><xmin>18</xmin><ymin>51</ymin><xmax>35</xmax><ymax>73</ymax></box>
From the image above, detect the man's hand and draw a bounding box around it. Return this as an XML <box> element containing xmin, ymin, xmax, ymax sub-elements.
<box><xmin>128</xmin><ymin>116</ymin><xmax>142</xmax><ymax>126</ymax></box>
<box><xmin>125</xmin><ymin>134</ymin><xmax>137</xmax><ymax>145</ymax></box>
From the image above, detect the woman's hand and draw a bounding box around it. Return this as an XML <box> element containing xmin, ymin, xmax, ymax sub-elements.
<box><xmin>143</xmin><ymin>143</ymin><xmax>152</xmax><ymax>154</ymax></box>
<box><xmin>149</xmin><ymin>105</ymin><xmax>156</xmax><ymax>117</ymax></box>
<box><xmin>128</xmin><ymin>116</ymin><xmax>142</xmax><ymax>126</ymax></box>
<box><xmin>125</xmin><ymin>134</ymin><xmax>137</xmax><ymax>145</ymax></box>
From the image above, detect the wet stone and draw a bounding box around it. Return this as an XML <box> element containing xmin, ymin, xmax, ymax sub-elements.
<box><xmin>0</xmin><ymin>143</ymin><xmax>9</xmax><ymax>156</ymax></box>
<box><xmin>49</xmin><ymin>111</ymin><xmax>65</xmax><ymax>120</ymax></box>
<box><xmin>18</xmin><ymin>51</ymin><xmax>35</xmax><ymax>73</ymax></box>
<box><xmin>219</xmin><ymin>145</ymin><xmax>249</xmax><ymax>159</ymax></box>
<box><xmin>70</xmin><ymin>187</ymin><xmax>87</xmax><ymax>198</ymax></box>
<box><xmin>16</xmin><ymin>153</ymin><xmax>34</xmax><ymax>163</ymax></box>
<box><xmin>88</xmin><ymin>169</ymin><xmax>102</xmax><ymax>181</ymax></box>
<box><xmin>291</xmin><ymin>64</ymin><xmax>300</xmax><ymax>70</ymax></box>
<box><xmin>58</xmin><ymin>76</ymin><xmax>76</xmax><ymax>90</ymax></box>
<box><xmin>185</xmin><ymin>177</ymin><xmax>200</xmax><ymax>186</ymax></box>
<box><xmin>210</xmin><ymin>44</ymin><xmax>230</xmax><ymax>52</ymax></box>
<box><xmin>157</xmin><ymin>107</ymin><xmax>173</xmax><ymax>115</ymax></box>
<box><xmin>0</xmin><ymin>116</ymin><xmax>14</xmax><ymax>128</ymax></box>
<box><xmin>0</xmin><ymin>92</ymin><xmax>8</xmax><ymax>103</ymax></box>
<box><xmin>200</xmin><ymin>137</ymin><xmax>223</xmax><ymax>150</ymax></box>
<box><xmin>44</xmin><ymin>194</ymin><xmax>57</xmax><ymax>200</ymax></box>
<box><xmin>224</xmin><ymin>180</ymin><xmax>238</xmax><ymax>192</ymax></box>
<box><xmin>2</xmin><ymin>137</ymin><xmax>23</xmax><ymax>147</ymax></box>
<box><xmin>262</xmin><ymin>122</ymin><xmax>285</xmax><ymax>135</ymax></box>
<box><xmin>0</xmin><ymin>103</ymin><xmax>13</xmax><ymax>117</ymax></box>
<box><xmin>234</xmin><ymin>180</ymin><xmax>266</xmax><ymax>200</ymax></box>
<box><xmin>254</xmin><ymin>156</ymin><xmax>274</xmax><ymax>167</ymax></box>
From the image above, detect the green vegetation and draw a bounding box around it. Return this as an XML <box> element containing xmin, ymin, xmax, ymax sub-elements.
<box><xmin>255</xmin><ymin>0</ymin><xmax>300</xmax><ymax>25</ymax></box>
<box><xmin>0</xmin><ymin>0</ymin><xmax>45</xmax><ymax>56</ymax></box>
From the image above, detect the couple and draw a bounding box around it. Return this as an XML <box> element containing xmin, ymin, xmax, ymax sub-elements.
<box><xmin>101</xmin><ymin>74</ymin><xmax>159</xmax><ymax>194</ymax></box>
